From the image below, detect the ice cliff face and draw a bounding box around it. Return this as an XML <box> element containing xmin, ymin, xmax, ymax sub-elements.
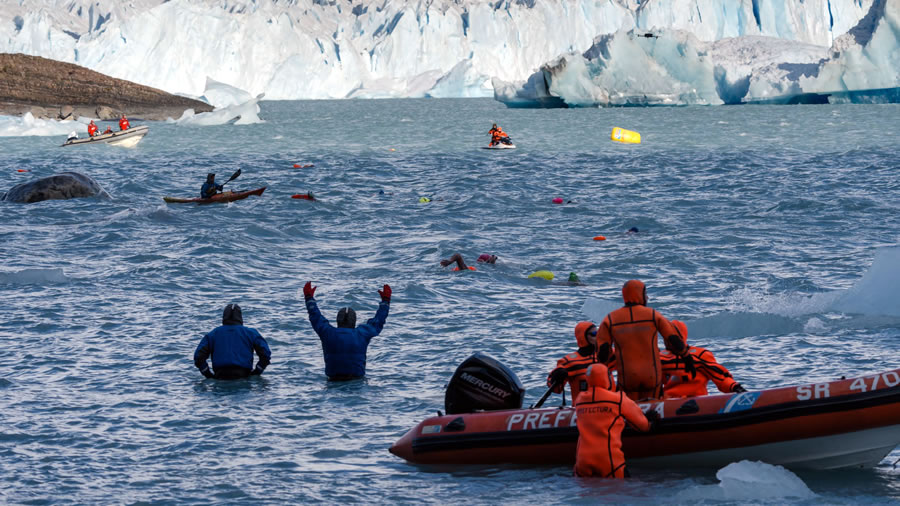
<box><xmin>0</xmin><ymin>0</ymin><xmax>892</xmax><ymax>103</ymax></box>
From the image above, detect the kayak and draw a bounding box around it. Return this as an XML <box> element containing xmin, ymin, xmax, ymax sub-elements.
<box><xmin>62</xmin><ymin>125</ymin><xmax>149</xmax><ymax>148</ymax></box>
<box><xmin>390</xmin><ymin>368</ymin><xmax>900</xmax><ymax>470</ymax></box>
<box><xmin>163</xmin><ymin>187</ymin><xmax>266</xmax><ymax>205</ymax></box>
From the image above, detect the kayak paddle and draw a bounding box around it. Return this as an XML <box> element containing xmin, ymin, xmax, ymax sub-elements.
<box><xmin>221</xmin><ymin>169</ymin><xmax>241</xmax><ymax>188</ymax></box>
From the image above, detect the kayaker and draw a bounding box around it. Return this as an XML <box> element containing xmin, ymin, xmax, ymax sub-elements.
<box><xmin>660</xmin><ymin>320</ymin><xmax>746</xmax><ymax>398</ymax></box>
<box><xmin>193</xmin><ymin>304</ymin><xmax>271</xmax><ymax>380</ymax></box>
<box><xmin>200</xmin><ymin>173</ymin><xmax>224</xmax><ymax>199</ymax></box>
<box><xmin>440</xmin><ymin>253</ymin><xmax>497</xmax><ymax>272</ymax></box>
<box><xmin>303</xmin><ymin>281</ymin><xmax>391</xmax><ymax>381</ymax></box>
<box><xmin>87</xmin><ymin>120</ymin><xmax>98</xmax><ymax>137</ymax></box>
<box><xmin>119</xmin><ymin>113</ymin><xmax>130</xmax><ymax>131</ymax></box>
<box><xmin>596</xmin><ymin>280</ymin><xmax>694</xmax><ymax>401</ymax></box>
<box><xmin>547</xmin><ymin>321</ymin><xmax>609</xmax><ymax>404</ymax></box>
<box><xmin>574</xmin><ymin>363</ymin><xmax>657</xmax><ymax>478</ymax></box>
<box><xmin>488</xmin><ymin>123</ymin><xmax>511</xmax><ymax>146</ymax></box>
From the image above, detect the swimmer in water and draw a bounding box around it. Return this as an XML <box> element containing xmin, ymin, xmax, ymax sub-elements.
<box><xmin>440</xmin><ymin>253</ymin><xmax>497</xmax><ymax>271</ymax></box>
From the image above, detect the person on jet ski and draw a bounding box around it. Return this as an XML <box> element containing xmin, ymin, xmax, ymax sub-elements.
<box><xmin>200</xmin><ymin>173</ymin><xmax>224</xmax><ymax>199</ymax></box>
<box><xmin>489</xmin><ymin>123</ymin><xmax>512</xmax><ymax>146</ymax></box>
<box><xmin>194</xmin><ymin>304</ymin><xmax>271</xmax><ymax>380</ymax></box>
<box><xmin>660</xmin><ymin>320</ymin><xmax>746</xmax><ymax>398</ymax></box>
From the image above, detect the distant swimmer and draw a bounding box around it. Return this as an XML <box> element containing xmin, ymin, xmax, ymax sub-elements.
<box><xmin>440</xmin><ymin>252</ymin><xmax>497</xmax><ymax>271</ymax></box>
<box><xmin>574</xmin><ymin>364</ymin><xmax>658</xmax><ymax>478</ymax></box>
<box><xmin>660</xmin><ymin>320</ymin><xmax>746</xmax><ymax>398</ymax></box>
<box><xmin>303</xmin><ymin>281</ymin><xmax>391</xmax><ymax>381</ymax></box>
<box><xmin>119</xmin><ymin>113</ymin><xmax>130</xmax><ymax>131</ymax></box>
<box><xmin>87</xmin><ymin>120</ymin><xmax>98</xmax><ymax>137</ymax></box>
<box><xmin>194</xmin><ymin>304</ymin><xmax>272</xmax><ymax>380</ymax></box>
<box><xmin>200</xmin><ymin>173</ymin><xmax>224</xmax><ymax>199</ymax></box>
<box><xmin>547</xmin><ymin>321</ymin><xmax>606</xmax><ymax>404</ymax></box>
<box><xmin>596</xmin><ymin>280</ymin><xmax>693</xmax><ymax>401</ymax></box>
<box><xmin>627</xmin><ymin>227</ymin><xmax>639</xmax><ymax>234</ymax></box>
<box><xmin>488</xmin><ymin>123</ymin><xmax>513</xmax><ymax>147</ymax></box>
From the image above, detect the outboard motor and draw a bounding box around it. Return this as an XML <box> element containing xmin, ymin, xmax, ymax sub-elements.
<box><xmin>444</xmin><ymin>352</ymin><xmax>525</xmax><ymax>414</ymax></box>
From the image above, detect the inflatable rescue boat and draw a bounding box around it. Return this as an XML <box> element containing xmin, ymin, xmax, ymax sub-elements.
<box><xmin>390</xmin><ymin>354</ymin><xmax>900</xmax><ymax>470</ymax></box>
<box><xmin>62</xmin><ymin>125</ymin><xmax>149</xmax><ymax>148</ymax></box>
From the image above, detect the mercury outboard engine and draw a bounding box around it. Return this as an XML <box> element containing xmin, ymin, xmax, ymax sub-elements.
<box><xmin>444</xmin><ymin>352</ymin><xmax>525</xmax><ymax>414</ymax></box>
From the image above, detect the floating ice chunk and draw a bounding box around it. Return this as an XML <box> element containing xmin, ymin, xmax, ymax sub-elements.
<box><xmin>715</xmin><ymin>461</ymin><xmax>815</xmax><ymax>500</ymax></box>
<box><xmin>168</xmin><ymin>94</ymin><xmax>264</xmax><ymax>127</ymax></box>
<box><xmin>427</xmin><ymin>60</ymin><xmax>492</xmax><ymax>98</ymax></box>
<box><xmin>0</xmin><ymin>268</ymin><xmax>69</xmax><ymax>285</ymax></box>
<box><xmin>199</xmin><ymin>77</ymin><xmax>253</xmax><ymax>108</ymax></box>
<box><xmin>832</xmin><ymin>246</ymin><xmax>900</xmax><ymax>317</ymax></box>
<box><xmin>0</xmin><ymin>113</ymin><xmax>87</xmax><ymax>137</ymax></box>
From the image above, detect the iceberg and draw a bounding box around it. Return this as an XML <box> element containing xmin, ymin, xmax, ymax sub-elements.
<box><xmin>168</xmin><ymin>94</ymin><xmax>264</xmax><ymax>126</ymax></box>
<box><xmin>0</xmin><ymin>0</ymin><xmax>885</xmax><ymax>101</ymax></box>
<box><xmin>0</xmin><ymin>112</ymin><xmax>87</xmax><ymax>137</ymax></box>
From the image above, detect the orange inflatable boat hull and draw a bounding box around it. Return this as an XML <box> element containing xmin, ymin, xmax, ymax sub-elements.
<box><xmin>390</xmin><ymin>369</ymin><xmax>900</xmax><ymax>470</ymax></box>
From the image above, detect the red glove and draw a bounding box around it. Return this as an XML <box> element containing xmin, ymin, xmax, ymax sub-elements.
<box><xmin>378</xmin><ymin>284</ymin><xmax>391</xmax><ymax>302</ymax></box>
<box><xmin>303</xmin><ymin>281</ymin><xmax>317</xmax><ymax>300</ymax></box>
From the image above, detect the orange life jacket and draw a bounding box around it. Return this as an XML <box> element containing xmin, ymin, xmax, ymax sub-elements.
<box><xmin>574</xmin><ymin>364</ymin><xmax>650</xmax><ymax>478</ymax></box>
<box><xmin>87</xmin><ymin>123</ymin><xmax>98</xmax><ymax>136</ymax></box>
<box><xmin>597</xmin><ymin>305</ymin><xmax>685</xmax><ymax>401</ymax></box>
<box><xmin>490</xmin><ymin>127</ymin><xmax>505</xmax><ymax>142</ymax></box>
<box><xmin>661</xmin><ymin>346</ymin><xmax>738</xmax><ymax>398</ymax></box>
<box><xmin>119</xmin><ymin>117</ymin><xmax>130</xmax><ymax>130</ymax></box>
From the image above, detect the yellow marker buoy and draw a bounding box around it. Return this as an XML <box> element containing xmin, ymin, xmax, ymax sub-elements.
<box><xmin>418</xmin><ymin>197</ymin><xmax>431</xmax><ymax>203</ymax></box>
<box><xmin>611</xmin><ymin>127</ymin><xmax>641</xmax><ymax>144</ymax></box>
<box><xmin>528</xmin><ymin>270</ymin><xmax>554</xmax><ymax>281</ymax></box>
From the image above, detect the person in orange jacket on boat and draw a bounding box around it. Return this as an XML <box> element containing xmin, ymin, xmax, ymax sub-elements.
<box><xmin>119</xmin><ymin>113</ymin><xmax>130</xmax><ymax>131</ymax></box>
<box><xmin>660</xmin><ymin>320</ymin><xmax>747</xmax><ymax>398</ymax></box>
<box><xmin>87</xmin><ymin>120</ymin><xmax>98</xmax><ymax>137</ymax></box>
<box><xmin>596</xmin><ymin>280</ymin><xmax>693</xmax><ymax>401</ymax></box>
<box><xmin>574</xmin><ymin>363</ymin><xmax>658</xmax><ymax>478</ymax></box>
<box><xmin>547</xmin><ymin>321</ymin><xmax>614</xmax><ymax>403</ymax></box>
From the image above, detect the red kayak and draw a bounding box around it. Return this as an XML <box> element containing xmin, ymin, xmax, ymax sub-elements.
<box><xmin>163</xmin><ymin>187</ymin><xmax>266</xmax><ymax>205</ymax></box>
<box><xmin>391</xmin><ymin>367</ymin><xmax>900</xmax><ymax>470</ymax></box>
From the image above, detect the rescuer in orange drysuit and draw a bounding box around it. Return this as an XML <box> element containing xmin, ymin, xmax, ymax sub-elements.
<box><xmin>87</xmin><ymin>120</ymin><xmax>98</xmax><ymax>137</ymax></box>
<box><xmin>574</xmin><ymin>363</ymin><xmax>657</xmax><ymax>478</ymax></box>
<box><xmin>547</xmin><ymin>321</ymin><xmax>608</xmax><ymax>403</ymax></box>
<box><xmin>596</xmin><ymin>280</ymin><xmax>693</xmax><ymax>401</ymax></box>
<box><xmin>119</xmin><ymin>114</ymin><xmax>130</xmax><ymax>131</ymax></box>
<box><xmin>660</xmin><ymin>320</ymin><xmax>747</xmax><ymax>398</ymax></box>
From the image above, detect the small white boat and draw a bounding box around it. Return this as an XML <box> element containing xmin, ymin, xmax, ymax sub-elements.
<box><xmin>62</xmin><ymin>125</ymin><xmax>149</xmax><ymax>148</ymax></box>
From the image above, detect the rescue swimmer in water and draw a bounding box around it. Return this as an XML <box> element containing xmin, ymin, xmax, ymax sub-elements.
<box><xmin>574</xmin><ymin>363</ymin><xmax>659</xmax><ymax>478</ymax></box>
<box><xmin>303</xmin><ymin>281</ymin><xmax>391</xmax><ymax>381</ymax></box>
<box><xmin>193</xmin><ymin>304</ymin><xmax>272</xmax><ymax>380</ymax></box>
<box><xmin>661</xmin><ymin>320</ymin><xmax>747</xmax><ymax>398</ymax></box>
<box><xmin>595</xmin><ymin>280</ymin><xmax>693</xmax><ymax>401</ymax></box>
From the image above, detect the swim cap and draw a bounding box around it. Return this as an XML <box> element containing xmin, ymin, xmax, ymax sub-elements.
<box><xmin>574</xmin><ymin>321</ymin><xmax>596</xmax><ymax>348</ymax></box>
<box><xmin>222</xmin><ymin>303</ymin><xmax>243</xmax><ymax>325</ymax></box>
<box><xmin>671</xmin><ymin>320</ymin><xmax>688</xmax><ymax>345</ymax></box>
<box><xmin>628</xmin><ymin>227</ymin><xmax>639</xmax><ymax>233</ymax></box>
<box><xmin>585</xmin><ymin>364</ymin><xmax>610</xmax><ymax>390</ymax></box>
<box><xmin>477</xmin><ymin>254</ymin><xmax>492</xmax><ymax>263</ymax></box>
<box><xmin>336</xmin><ymin>307</ymin><xmax>357</xmax><ymax>328</ymax></box>
<box><xmin>622</xmin><ymin>279</ymin><xmax>647</xmax><ymax>306</ymax></box>
<box><xmin>568</xmin><ymin>272</ymin><xmax>580</xmax><ymax>282</ymax></box>
<box><xmin>552</xmin><ymin>198</ymin><xmax>563</xmax><ymax>204</ymax></box>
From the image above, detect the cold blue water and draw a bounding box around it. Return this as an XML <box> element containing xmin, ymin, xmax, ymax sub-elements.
<box><xmin>1</xmin><ymin>99</ymin><xmax>899</xmax><ymax>504</ymax></box>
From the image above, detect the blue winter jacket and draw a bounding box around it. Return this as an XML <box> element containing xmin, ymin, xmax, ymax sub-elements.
<box><xmin>194</xmin><ymin>324</ymin><xmax>271</xmax><ymax>376</ymax></box>
<box><xmin>200</xmin><ymin>182</ymin><xmax>223</xmax><ymax>198</ymax></box>
<box><xmin>306</xmin><ymin>297</ymin><xmax>390</xmax><ymax>378</ymax></box>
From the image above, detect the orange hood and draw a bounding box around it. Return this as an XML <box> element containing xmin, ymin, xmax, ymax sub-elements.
<box><xmin>622</xmin><ymin>279</ymin><xmax>646</xmax><ymax>306</ymax></box>
<box><xmin>586</xmin><ymin>364</ymin><xmax>610</xmax><ymax>390</ymax></box>
<box><xmin>574</xmin><ymin>321</ymin><xmax>596</xmax><ymax>348</ymax></box>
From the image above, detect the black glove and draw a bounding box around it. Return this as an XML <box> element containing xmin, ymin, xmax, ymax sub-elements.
<box><xmin>681</xmin><ymin>354</ymin><xmax>697</xmax><ymax>379</ymax></box>
<box><xmin>732</xmin><ymin>383</ymin><xmax>747</xmax><ymax>393</ymax></box>
<box><xmin>201</xmin><ymin>368</ymin><xmax>215</xmax><ymax>379</ymax></box>
<box><xmin>548</xmin><ymin>367</ymin><xmax>568</xmax><ymax>387</ymax></box>
<box><xmin>644</xmin><ymin>409</ymin><xmax>661</xmax><ymax>431</ymax></box>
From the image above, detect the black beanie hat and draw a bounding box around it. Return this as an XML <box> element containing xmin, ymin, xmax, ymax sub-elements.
<box><xmin>336</xmin><ymin>307</ymin><xmax>356</xmax><ymax>328</ymax></box>
<box><xmin>223</xmin><ymin>303</ymin><xmax>243</xmax><ymax>325</ymax></box>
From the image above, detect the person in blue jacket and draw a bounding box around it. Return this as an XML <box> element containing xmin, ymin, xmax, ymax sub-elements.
<box><xmin>200</xmin><ymin>173</ymin><xmax>224</xmax><ymax>199</ymax></box>
<box><xmin>194</xmin><ymin>303</ymin><xmax>271</xmax><ymax>380</ymax></box>
<box><xmin>303</xmin><ymin>281</ymin><xmax>391</xmax><ymax>381</ymax></box>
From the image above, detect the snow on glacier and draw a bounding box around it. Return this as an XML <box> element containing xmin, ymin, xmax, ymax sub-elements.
<box><xmin>0</xmin><ymin>0</ymin><xmax>881</xmax><ymax>101</ymax></box>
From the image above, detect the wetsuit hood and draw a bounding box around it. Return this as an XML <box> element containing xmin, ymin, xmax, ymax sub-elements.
<box><xmin>672</xmin><ymin>320</ymin><xmax>688</xmax><ymax>346</ymax></box>
<box><xmin>337</xmin><ymin>307</ymin><xmax>356</xmax><ymax>328</ymax></box>
<box><xmin>574</xmin><ymin>321</ymin><xmax>596</xmax><ymax>348</ymax></box>
<box><xmin>622</xmin><ymin>279</ymin><xmax>647</xmax><ymax>306</ymax></box>
<box><xmin>586</xmin><ymin>364</ymin><xmax>610</xmax><ymax>390</ymax></box>
<box><xmin>222</xmin><ymin>303</ymin><xmax>243</xmax><ymax>325</ymax></box>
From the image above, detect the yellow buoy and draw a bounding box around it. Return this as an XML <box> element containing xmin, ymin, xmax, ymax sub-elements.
<box><xmin>611</xmin><ymin>127</ymin><xmax>641</xmax><ymax>144</ymax></box>
<box><xmin>418</xmin><ymin>197</ymin><xmax>431</xmax><ymax>203</ymax></box>
<box><xmin>528</xmin><ymin>270</ymin><xmax>554</xmax><ymax>281</ymax></box>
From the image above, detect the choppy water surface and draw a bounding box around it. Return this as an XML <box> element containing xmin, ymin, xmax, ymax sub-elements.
<box><xmin>1</xmin><ymin>99</ymin><xmax>899</xmax><ymax>504</ymax></box>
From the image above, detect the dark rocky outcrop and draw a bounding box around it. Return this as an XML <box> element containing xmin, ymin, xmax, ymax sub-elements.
<box><xmin>0</xmin><ymin>53</ymin><xmax>213</xmax><ymax>120</ymax></box>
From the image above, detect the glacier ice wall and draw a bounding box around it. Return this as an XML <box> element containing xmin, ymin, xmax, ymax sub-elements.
<box><xmin>0</xmin><ymin>0</ymin><xmax>879</xmax><ymax>100</ymax></box>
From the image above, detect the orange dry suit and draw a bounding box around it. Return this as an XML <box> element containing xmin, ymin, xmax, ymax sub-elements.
<box><xmin>119</xmin><ymin>116</ymin><xmax>130</xmax><ymax>131</ymax></box>
<box><xmin>596</xmin><ymin>280</ymin><xmax>689</xmax><ymax>401</ymax></box>
<box><xmin>87</xmin><ymin>121</ymin><xmax>98</xmax><ymax>137</ymax></box>
<box><xmin>661</xmin><ymin>320</ymin><xmax>743</xmax><ymax>398</ymax></box>
<box><xmin>574</xmin><ymin>364</ymin><xmax>651</xmax><ymax>478</ymax></box>
<box><xmin>547</xmin><ymin>322</ymin><xmax>604</xmax><ymax>402</ymax></box>
<box><xmin>489</xmin><ymin>126</ymin><xmax>506</xmax><ymax>145</ymax></box>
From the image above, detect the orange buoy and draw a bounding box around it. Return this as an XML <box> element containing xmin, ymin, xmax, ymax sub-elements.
<box><xmin>17</xmin><ymin>169</ymin><xmax>30</xmax><ymax>172</ymax></box>
<box><xmin>292</xmin><ymin>193</ymin><xmax>316</xmax><ymax>201</ymax></box>
<box><xmin>593</xmin><ymin>236</ymin><xmax>606</xmax><ymax>241</ymax></box>
<box><xmin>293</xmin><ymin>164</ymin><xmax>300</xmax><ymax>168</ymax></box>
